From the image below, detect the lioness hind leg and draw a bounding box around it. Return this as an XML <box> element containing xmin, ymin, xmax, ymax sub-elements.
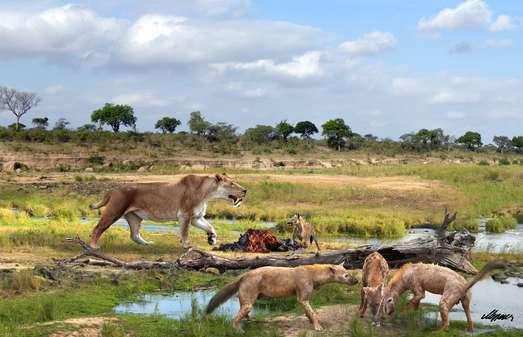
<box><xmin>359</xmin><ymin>288</ymin><xmax>368</xmax><ymax>317</ymax></box>
<box><xmin>89</xmin><ymin>204</ymin><xmax>126</xmax><ymax>248</ymax></box>
<box><xmin>125</xmin><ymin>212</ymin><xmax>152</xmax><ymax>245</ymax></box>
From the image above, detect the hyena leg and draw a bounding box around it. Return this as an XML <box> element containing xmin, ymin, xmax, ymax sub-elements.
<box><xmin>359</xmin><ymin>288</ymin><xmax>368</xmax><ymax>317</ymax></box>
<box><xmin>192</xmin><ymin>217</ymin><xmax>217</xmax><ymax>245</ymax></box>
<box><xmin>312</xmin><ymin>235</ymin><xmax>321</xmax><ymax>251</ymax></box>
<box><xmin>125</xmin><ymin>212</ymin><xmax>152</xmax><ymax>245</ymax></box>
<box><xmin>461</xmin><ymin>293</ymin><xmax>473</xmax><ymax>332</ymax></box>
<box><xmin>89</xmin><ymin>208</ymin><xmax>125</xmax><ymax>248</ymax></box>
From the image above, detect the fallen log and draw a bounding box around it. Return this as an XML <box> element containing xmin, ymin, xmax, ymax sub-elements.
<box><xmin>59</xmin><ymin>209</ymin><xmax>477</xmax><ymax>274</ymax></box>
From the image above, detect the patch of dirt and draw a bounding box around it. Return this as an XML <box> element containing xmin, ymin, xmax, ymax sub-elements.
<box><xmin>263</xmin><ymin>304</ymin><xmax>358</xmax><ymax>337</ymax></box>
<box><xmin>44</xmin><ymin>316</ymin><xmax>117</xmax><ymax>337</ymax></box>
<box><xmin>11</xmin><ymin>173</ymin><xmax>441</xmax><ymax>192</ymax></box>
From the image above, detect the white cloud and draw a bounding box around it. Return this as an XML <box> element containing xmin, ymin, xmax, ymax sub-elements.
<box><xmin>489</xmin><ymin>14</ymin><xmax>514</xmax><ymax>32</ymax></box>
<box><xmin>484</xmin><ymin>38</ymin><xmax>513</xmax><ymax>49</ymax></box>
<box><xmin>112</xmin><ymin>91</ymin><xmax>171</xmax><ymax>107</ymax></box>
<box><xmin>44</xmin><ymin>84</ymin><xmax>64</xmax><ymax>95</ymax></box>
<box><xmin>430</xmin><ymin>90</ymin><xmax>480</xmax><ymax>104</ymax></box>
<box><xmin>339</xmin><ymin>31</ymin><xmax>397</xmax><ymax>56</ymax></box>
<box><xmin>417</xmin><ymin>0</ymin><xmax>491</xmax><ymax>33</ymax></box>
<box><xmin>225</xmin><ymin>82</ymin><xmax>269</xmax><ymax>98</ymax></box>
<box><xmin>445</xmin><ymin>111</ymin><xmax>466</xmax><ymax>119</ymax></box>
<box><xmin>417</xmin><ymin>0</ymin><xmax>518</xmax><ymax>34</ymax></box>
<box><xmin>0</xmin><ymin>4</ymin><xmax>124</xmax><ymax>65</ymax></box>
<box><xmin>211</xmin><ymin>51</ymin><xmax>323</xmax><ymax>80</ymax></box>
<box><xmin>391</xmin><ymin>77</ymin><xmax>421</xmax><ymax>96</ymax></box>
<box><xmin>191</xmin><ymin>0</ymin><xmax>251</xmax><ymax>17</ymax></box>
<box><xmin>117</xmin><ymin>14</ymin><xmax>319</xmax><ymax>66</ymax></box>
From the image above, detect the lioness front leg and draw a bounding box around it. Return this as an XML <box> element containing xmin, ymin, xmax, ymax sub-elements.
<box><xmin>297</xmin><ymin>288</ymin><xmax>322</xmax><ymax>331</ymax></box>
<box><xmin>192</xmin><ymin>217</ymin><xmax>217</xmax><ymax>245</ymax></box>
<box><xmin>407</xmin><ymin>286</ymin><xmax>424</xmax><ymax>310</ymax></box>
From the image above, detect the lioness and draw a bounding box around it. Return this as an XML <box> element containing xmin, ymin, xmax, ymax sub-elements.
<box><xmin>89</xmin><ymin>174</ymin><xmax>246</xmax><ymax>248</ymax></box>
<box><xmin>359</xmin><ymin>251</ymin><xmax>389</xmax><ymax>318</ymax></box>
<box><xmin>287</xmin><ymin>213</ymin><xmax>320</xmax><ymax>251</ymax></box>
<box><xmin>206</xmin><ymin>264</ymin><xmax>357</xmax><ymax>331</ymax></box>
<box><xmin>379</xmin><ymin>261</ymin><xmax>505</xmax><ymax>332</ymax></box>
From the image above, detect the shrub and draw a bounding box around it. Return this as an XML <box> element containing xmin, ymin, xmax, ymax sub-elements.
<box><xmin>87</xmin><ymin>154</ymin><xmax>105</xmax><ymax>166</ymax></box>
<box><xmin>498</xmin><ymin>158</ymin><xmax>511</xmax><ymax>165</ymax></box>
<box><xmin>486</xmin><ymin>216</ymin><xmax>517</xmax><ymax>233</ymax></box>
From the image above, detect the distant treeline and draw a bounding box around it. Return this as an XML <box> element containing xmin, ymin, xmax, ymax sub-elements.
<box><xmin>1</xmin><ymin>87</ymin><xmax>522</xmax><ymax>155</ymax></box>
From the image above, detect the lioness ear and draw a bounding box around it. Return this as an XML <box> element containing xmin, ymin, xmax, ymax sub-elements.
<box><xmin>215</xmin><ymin>174</ymin><xmax>223</xmax><ymax>182</ymax></box>
<box><xmin>329</xmin><ymin>266</ymin><xmax>337</xmax><ymax>274</ymax></box>
<box><xmin>363</xmin><ymin>287</ymin><xmax>370</xmax><ymax>296</ymax></box>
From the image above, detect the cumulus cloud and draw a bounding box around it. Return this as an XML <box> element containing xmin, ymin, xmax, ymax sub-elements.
<box><xmin>489</xmin><ymin>15</ymin><xmax>515</xmax><ymax>32</ymax></box>
<box><xmin>430</xmin><ymin>90</ymin><xmax>480</xmax><ymax>104</ymax></box>
<box><xmin>0</xmin><ymin>4</ymin><xmax>124</xmax><ymax>65</ymax></box>
<box><xmin>339</xmin><ymin>31</ymin><xmax>397</xmax><ymax>56</ymax></box>
<box><xmin>112</xmin><ymin>91</ymin><xmax>172</xmax><ymax>107</ymax></box>
<box><xmin>417</xmin><ymin>0</ymin><xmax>491</xmax><ymax>33</ymax></box>
<box><xmin>417</xmin><ymin>0</ymin><xmax>517</xmax><ymax>34</ymax></box>
<box><xmin>391</xmin><ymin>78</ymin><xmax>421</xmax><ymax>96</ymax></box>
<box><xmin>210</xmin><ymin>51</ymin><xmax>324</xmax><ymax>80</ymax></box>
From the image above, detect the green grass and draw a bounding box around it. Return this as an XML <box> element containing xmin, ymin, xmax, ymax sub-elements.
<box><xmin>486</xmin><ymin>216</ymin><xmax>518</xmax><ymax>233</ymax></box>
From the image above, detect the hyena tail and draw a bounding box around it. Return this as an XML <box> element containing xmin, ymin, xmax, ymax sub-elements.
<box><xmin>464</xmin><ymin>261</ymin><xmax>506</xmax><ymax>292</ymax></box>
<box><xmin>205</xmin><ymin>276</ymin><xmax>243</xmax><ymax>314</ymax></box>
<box><xmin>89</xmin><ymin>192</ymin><xmax>111</xmax><ymax>210</ymax></box>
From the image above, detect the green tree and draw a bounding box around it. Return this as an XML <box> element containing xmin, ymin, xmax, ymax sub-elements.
<box><xmin>243</xmin><ymin>125</ymin><xmax>276</xmax><ymax>144</ymax></box>
<box><xmin>457</xmin><ymin>131</ymin><xmax>482</xmax><ymax>151</ymax></box>
<box><xmin>32</xmin><ymin>117</ymin><xmax>49</xmax><ymax>130</ymax></box>
<box><xmin>91</xmin><ymin>103</ymin><xmax>137</xmax><ymax>133</ymax></box>
<box><xmin>294</xmin><ymin>121</ymin><xmax>318</xmax><ymax>139</ymax></box>
<box><xmin>512</xmin><ymin>136</ymin><xmax>523</xmax><ymax>153</ymax></box>
<box><xmin>77</xmin><ymin>123</ymin><xmax>97</xmax><ymax>131</ymax></box>
<box><xmin>205</xmin><ymin>122</ymin><xmax>237</xmax><ymax>143</ymax></box>
<box><xmin>275</xmin><ymin>120</ymin><xmax>294</xmax><ymax>142</ymax></box>
<box><xmin>493</xmin><ymin>136</ymin><xmax>513</xmax><ymax>153</ymax></box>
<box><xmin>188</xmin><ymin>111</ymin><xmax>210</xmax><ymax>136</ymax></box>
<box><xmin>322</xmin><ymin>118</ymin><xmax>352</xmax><ymax>151</ymax></box>
<box><xmin>53</xmin><ymin>118</ymin><xmax>70</xmax><ymax>130</ymax></box>
<box><xmin>155</xmin><ymin>117</ymin><xmax>181</xmax><ymax>134</ymax></box>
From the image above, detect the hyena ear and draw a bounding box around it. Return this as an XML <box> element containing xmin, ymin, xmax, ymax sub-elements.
<box><xmin>215</xmin><ymin>174</ymin><xmax>223</xmax><ymax>182</ymax></box>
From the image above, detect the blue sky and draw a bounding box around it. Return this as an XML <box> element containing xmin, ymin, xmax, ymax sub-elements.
<box><xmin>0</xmin><ymin>0</ymin><xmax>522</xmax><ymax>141</ymax></box>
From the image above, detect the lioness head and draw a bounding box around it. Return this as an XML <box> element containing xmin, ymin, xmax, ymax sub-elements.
<box><xmin>329</xmin><ymin>264</ymin><xmax>358</xmax><ymax>286</ymax></box>
<box><xmin>213</xmin><ymin>173</ymin><xmax>247</xmax><ymax>207</ymax></box>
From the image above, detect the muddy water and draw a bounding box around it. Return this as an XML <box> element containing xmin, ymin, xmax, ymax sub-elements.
<box><xmin>113</xmin><ymin>290</ymin><xmax>246</xmax><ymax>319</ymax></box>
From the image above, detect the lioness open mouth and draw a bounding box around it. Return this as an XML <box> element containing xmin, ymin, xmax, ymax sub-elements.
<box><xmin>229</xmin><ymin>195</ymin><xmax>243</xmax><ymax>207</ymax></box>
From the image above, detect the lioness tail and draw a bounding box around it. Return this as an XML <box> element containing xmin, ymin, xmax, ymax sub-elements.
<box><xmin>464</xmin><ymin>261</ymin><xmax>506</xmax><ymax>292</ymax></box>
<box><xmin>90</xmin><ymin>192</ymin><xmax>111</xmax><ymax>210</ymax></box>
<box><xmin>206</xmin><ymin>276</ymin><xmax>243</xmax><ymax>314</ymax></box>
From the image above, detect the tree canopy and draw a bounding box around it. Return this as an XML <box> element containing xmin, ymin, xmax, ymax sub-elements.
<box><xmin>275</xmin><ymin>120</ymin><xmax>294</xmax><ymax>141</ymax></box>
<box><xmin>294</xmin><ymin>121</ymin><xmax>318</xmax><ymax>139</ymax></box>
<box><xmin>32</xmin><ymin>117</ymin><xmax>49</xmax><ymax>130</ymax></box>
<box><xmin>322</xmin><ymin>118</ymin><xmax>352</xmax><ymax>151</ymax></box>
<box><xmin>155</xmin><ymin>117</ymin><xmax>181</xmax><ymax>134</ymax></box>
<box><xmin>188</xmin><ymin>111</ymin><xmax>210</xmax><ymax>136</ymax></box>
<box><xmin>91</xmin><ymin>103</ymin><xmax>137</xmax><ymax>133</ymax></box>
<box><xmin>457</xmin><ymin>131</ymin><xmax>482</xmax><ymax>150</ymax></box>
<box><xmin>0</xmin><ymin>86</ymin><xmax>41</xmax><ymax>131</ymax></box>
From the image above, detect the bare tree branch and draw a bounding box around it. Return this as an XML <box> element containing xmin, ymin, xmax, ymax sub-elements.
<box><xmin>0</xmin><ymin>86</ymin><xmax>41</xmax><ymax>130</ymax></box>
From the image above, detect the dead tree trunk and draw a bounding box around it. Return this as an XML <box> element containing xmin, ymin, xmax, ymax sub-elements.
<box><xmin>59</xmin><ymin>209</ymin><xmax>477</xmax><ymax>274</ymax></box>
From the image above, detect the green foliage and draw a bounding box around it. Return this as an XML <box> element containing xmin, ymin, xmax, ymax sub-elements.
<box><xmin>294</xmin><ymin>120</ymin><xmax>318</xmax><ymax>139</ymax></box>
<box><xmin>512</xmin><ymin>136</ymin><xmax>523</xmax><ymax>152</ymax></box>
<box><xmin>493</xmin><ymin>135</ymin><xmax>513</xmax><ymax>153</ymax></box>
<box><xmin>400</xmin><ymin>128</ymin><xmax>450</xmax><ymax>151</ymax></box>
<box><xmin>275</xmin><ymin>120</ymin><xmax>294</xmax><ymax>141</ymax></box>
<box><xmin>486</xmin><ymin>216</ymin><xmax>517</xmax><ymax>233</ymax></box>
<box><xmin>242</xmin><ymin>125</ymin><xmax>276</xmax><ymax>145</ymax></box>
<box><xmin>457</xmin><ymin>131</ymin><xmax>482</xmax><ymax>150</ymax></box>
<box><xmin>87</xmin><ymin>154</ymin><xmax>105</xmax><ymax>166</ymax></box>
<box><xmin>155</xmin><ymin>117</ymin><xmax>181</xmax><ymax>134</ymax></box>
<box><xmin>322</xmin><ymin>118</ymin><xmax>352</xmax><ymax>151</ymax></box>
<box><xmin>91</xmin><ymin>103</ymin><xmax>137</xmax><ymax>133</ymax></box>
<box><xmin>31</xmin><ymin>117</ymin><xmax>48</xmax><ymax>130</ymax></box>
<box><xmin>53</xmin><ymin>118</ymin><xmax>69</xmax><ymax>130</ymax></box>
<box><xmin>188</xmin><ymin>111</ymin><xmax>210</xmax><ymax>136</ymax></box>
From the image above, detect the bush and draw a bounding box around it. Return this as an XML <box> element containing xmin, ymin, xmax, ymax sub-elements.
<box><xmin>87</xmin><ymin>154</ymin><xmax>105</xmax><ymax>166</ymax></box>
<box><xmin>486</xmin><ymin>216</ymin><xmax>517</xmax><ymax>233</ymax></box>
<box><xmin>498</xmin><ymin>158</ymin><xmax>511</xmax><ymax>165</ymax></box>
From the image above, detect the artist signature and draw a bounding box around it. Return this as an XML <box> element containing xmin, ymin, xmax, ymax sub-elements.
<box><xmin>481</xmin><ymin>309</ymin><xmax>514</xmax><ymax>322</ymax></box>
